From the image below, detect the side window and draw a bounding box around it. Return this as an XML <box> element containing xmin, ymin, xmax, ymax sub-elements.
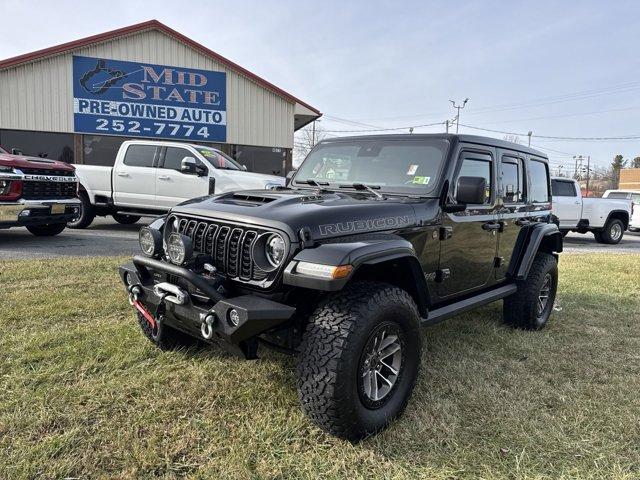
<box><xmin>529</xmin><ymin>160</ymin><xmax>550</xmax><ymax>203</ymax></box>
<box><xmin>163</xmin><ymin>147</ymin><xmax>193</xmax><ymax>171</ymax></box>
<box><xmin>123</xmin><ymin>145</ymin><xmax>157</xmax><ymax>168</ymax></box>
<box><xmin>501</xmin><ymin>156</ymin><xmax>525</xmax><ymax>203</ymax></box>
<box><xmin>551</xmin><ymin>180</ymin><xmax>576</xmax><ymax>197</ymax></box>
<box><xmin>456</xmin><ymin>152</ymin><xmax>493</xmax><ymax>204</ymax></box>
<box><xmin>631</xmin><ymin>194</ymin><xmax>640</xmax><ymax>205</ymax></box>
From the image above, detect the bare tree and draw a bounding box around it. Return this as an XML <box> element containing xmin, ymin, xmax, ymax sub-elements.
<box><xmin>631</xmin><ymin>156</ymin><xmax>640</xmax><ymax>168</ymax></box>
<box><xmin>503</xmin><ymin>135</ymin><xmax>521</xmax><ymax>144</ymax></box>
<box><xmin>293</xmin><ymin>122</ymin><xmax>327</xmax><ymax>168</ymax></box>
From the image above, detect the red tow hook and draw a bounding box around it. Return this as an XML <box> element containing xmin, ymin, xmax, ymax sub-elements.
<box><xmin>128</xmin><ymin>284</ymin><xmax>157</xmax><ymax>329</ymax></box>
<box><xmin>132</xmin><ymin>299</ymin><xmax>157</xmax><ymax>329</ymax></box>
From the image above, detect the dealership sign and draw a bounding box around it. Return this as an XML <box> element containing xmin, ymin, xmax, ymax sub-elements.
<box><xmin>72</xmin><ymin>56</ymin><xmax>226</xmax><ymax>142</ymax></box>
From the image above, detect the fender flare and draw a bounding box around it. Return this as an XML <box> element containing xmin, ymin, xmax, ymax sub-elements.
<box><xmin>603</xmin><ymin>209</ymin><xmax>630</xmax><ymax>229</ymax></box>
<box><xmin>512</xmin><ymin>223</ymin><xmax>563</xmax><ymax>280</ymax></box>
<box><xmin>283</xmin><ymin>236</ymin><xmax>430</xmax><ymax>314</ymax></box>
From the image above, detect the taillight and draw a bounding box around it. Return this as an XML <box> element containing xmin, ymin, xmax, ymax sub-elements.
<box><xmin>0</xmin><ymin>179</ymin><xmax>22</xmax><ymax>201</ymax></box>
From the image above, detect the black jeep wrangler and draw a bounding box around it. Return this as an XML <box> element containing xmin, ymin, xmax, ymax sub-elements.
<box><xmin>119</xmin><ymin>134</ymin><xmax>562</xmax><ymax>441</ymax></box>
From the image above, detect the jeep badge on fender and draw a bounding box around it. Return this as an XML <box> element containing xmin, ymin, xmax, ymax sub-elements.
<box><xmin>119</xmin><ymin>133</ymin><xmax>562</xmax><ymax>441</ymax></box>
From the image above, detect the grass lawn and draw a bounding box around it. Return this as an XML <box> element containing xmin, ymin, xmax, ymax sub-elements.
<box><xmin>0</xmin><ymin>254</ymin><xmax>639</xmax><ymax>479</ymax></box>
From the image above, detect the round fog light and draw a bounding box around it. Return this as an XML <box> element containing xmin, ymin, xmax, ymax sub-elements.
<box><xmin>139</xmin><ymin>226</ymin><xmax>162</xmax><ymax>257</ymax></box>
<box><xmin>228</xmin><ymin>309</ymin><xmax>240</xmax><ymax>327</ymax></box>
<box><xmin>167</xmin><ymin>233</ymin><xmax>193</xmax><ymax>265</ymax></box>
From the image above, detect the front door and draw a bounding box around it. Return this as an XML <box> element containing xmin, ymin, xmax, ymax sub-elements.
<box><xmin>437</xmin><ymin>148</ymin><xmax>500</xmax><ymax>298</ymax></box>
<box><xmin>155</xmin><ymin>146</ymin><xmax>211</xmax><ymax>208</ymax></box>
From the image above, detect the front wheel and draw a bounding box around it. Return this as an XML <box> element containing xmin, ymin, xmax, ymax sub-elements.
<box><xmin>113</xmin><ymin>213</ymin><xmax>141</xmax><ymax>225</ymax></box>
<box><xmin>296</xmin><ymin>282</ymin><xmax>421</xmax><ymax>441</ymax></box>
<box><xmin>504</xmin><ymin>252</ymin><xmax>558</xmax><ymax>330</ymax></box>
<box><xmin>67</xmin><ymin>192</ymin><xmax>95</xmax><ymax>229</ymax></box>
<box><xmin>26</xmin><ymin>223</ymin><xmax>66</xmax><ymax>236</ymax></box>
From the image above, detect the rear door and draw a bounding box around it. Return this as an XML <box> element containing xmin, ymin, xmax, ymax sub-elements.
<box><xmin>113</xmin><ymin>144</ymin><xmax>159</xmax><ymax>208</ymax></box>
<box><xmin>496</xmin><ymin>151</ymin><xmax>527</xmax><ymax>280</ymax></box>
<box><xmin>155</xmin><ymin>146</ymin><xmax>211</xmax><ymax>208</ymax></box>
<box><xmin>437</xmin><ymin>147</ymin><xmax>500</xmax><ymax>298</ymax></box>
<box><xmin>551</xmin><ymin>179</ymin><xmax>581</xmax><ymax>227</ymax></box>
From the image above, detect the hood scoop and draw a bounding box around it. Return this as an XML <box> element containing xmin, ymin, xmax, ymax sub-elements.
<box><xmin>224</xmin><ymin>193</ymin><xmax>278</xmax><ymax>206</ymax></box>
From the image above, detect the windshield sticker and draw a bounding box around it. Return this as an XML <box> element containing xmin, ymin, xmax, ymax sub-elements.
<box><xmin>199</xmin><ymin>150</ymin><xmax>216</xmax><ymax>158</ymax></box>
<box><xmin>406</xmin><ymin>164</ymin><xmax>419</xmax><ymax>175</ymax></box>
<box><xmin>412</xmin><ymin>176</ymin><xmax>431</xmax><ymax>185</ymax></box>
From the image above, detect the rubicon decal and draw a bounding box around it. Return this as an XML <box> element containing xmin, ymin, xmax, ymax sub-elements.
<box><xmin>72</xmin><ymin>56</ymin><xmax>226</xmax><ymax>142</ymax></box>
<box><xmin>319</xmin><ymin>216</ymin><xmax>411</xmax><ymax>236</ymax></box>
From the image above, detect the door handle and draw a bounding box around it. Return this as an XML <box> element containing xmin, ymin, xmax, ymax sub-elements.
<box><xmin>116</xmin><ymin>171</ymin><xmax>129</xmax><ymax>177</ymax></box>
<box><xmin>482</xmin><ymin>221</ymin><xmax>503</xmax><ymax>231</ymax></box>
<box><xmin>574</xmin><ymin>201</ymin><xmax>581</xmax><ymax>205</ymax></box>
<box><xmin>515</xmin><ymin>218</ymin><xmax>531</xmax><ymax>227</ymax></box>
<box><xmin>157</xmin><ymin>175</ymin><xmax>170</xmax><ymax>180</ymax></box>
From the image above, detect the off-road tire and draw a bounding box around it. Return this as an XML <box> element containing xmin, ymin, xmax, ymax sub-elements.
<box><xmin>136</xmin><ymin>311</ymin><xmax>200</xmax><ymax>350</ymax></box>
<box><xmin>296</xmin><ymin>281</ymin><xmax>421</xmax><ymax>441</ymax></box>
<box><xmin>67</xmin><ymin>192</ymin><xmax>95</xmax><ymax>229</ymax></box>
<box><xmin>26</xmin><ymin>223</ymin><xmax>66</xmax><ymax>236</ymax></box>
<box><xmin>595</xmin><ymin>218</ymin><xmax>624</xmax><ymax>244</ymax></box>
<box><xmin>504</xmin><ymin>252</ymin><xmax>558</xmax><ymax>330</ymax></box>
<box><xmin>113</xmin><ymin>213</ymin><xmax>141</xmax><ymax>225</ymax></box>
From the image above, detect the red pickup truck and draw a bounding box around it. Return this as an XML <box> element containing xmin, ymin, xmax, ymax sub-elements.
<box><xmin>0</xmin><ymin>146</ymin><xmax>80</xmax><ymax>236</ymax></box>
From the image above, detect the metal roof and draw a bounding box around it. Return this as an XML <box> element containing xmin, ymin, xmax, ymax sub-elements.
<box><xmin>0</xmin><ymin>19</ymin><xmax>321</xmax><ymax>116</ymax></box>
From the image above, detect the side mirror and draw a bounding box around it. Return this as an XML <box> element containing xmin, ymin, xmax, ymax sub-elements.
<box><xmin>456</xmin><ymin>176</ymin><xmax>487</xmax><ymax>205</ymax></box>
<box><xmin>241</xmin><ymin>164</ymin><xmax>248</xmax><ymax>171</ymax></box>
<box><xmin>181</xmin><ymin>156</ymin><xmax>197</xmax><ymax>174</ymax></box>
<box><xmin>11</xmin><ymin>148</ymin><xmax>23</xmax><ymax>155</ymax></box>
<box><xmin>285</xmin><ymin>170</ymin><xmax>296</xmax><ymax>186</ymax></box>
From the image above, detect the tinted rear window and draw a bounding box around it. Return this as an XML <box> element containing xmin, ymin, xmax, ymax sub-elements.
<box><xmin>529</xmin><ymin>160</ymin><xmax>550</xmax><ymax>203</ymax></box>
<box><xmin>551</xmin><ymin>180</ymin><xmax>576</xmax><ymax>197</ymax></box>
<box><xmin>123</xmin><ymin>145</ymin><xmax>157</xmax><ymax>168</ymax></box>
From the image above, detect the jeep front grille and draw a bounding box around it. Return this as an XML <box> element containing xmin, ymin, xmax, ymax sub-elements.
<box><xmin>174</xmin><ymin>216</ymin><xmax>270</xmax><ymax>282</ymax></box>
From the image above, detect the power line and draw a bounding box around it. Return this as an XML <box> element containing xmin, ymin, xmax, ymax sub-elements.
<box><xmin>457</xmin><ymin>123</ymin><xmax>640</xmax><ymax>141</ymax></box>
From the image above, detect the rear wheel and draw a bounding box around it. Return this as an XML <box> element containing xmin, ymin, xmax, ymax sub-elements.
<box><xmin>595</xmin><ymin>218</ymin><xmax>624</xmax><ymax>244</ymax></box>
<box><xmin>113</xmin><ymin>213</ymin><xmax>141</xmax><ymax>225</ymax></box>
<box><xmin>26</xmin><ymin>223</ymin><xmax>66</xmax><ymax>236</ymax></box>
<box><xmin>67</xmin><ymin>192</ymin><xmax>95</xmax><ymax>229</ymax></box>
<box><xmin>504</xmin><ymin>252</ymin><xmax>558</xmax><ymax>330</ymax></box>
<box><xmin>296</xmin><ymin>282</ymin><xmax>421</xmax><ymax>441</ymax></box>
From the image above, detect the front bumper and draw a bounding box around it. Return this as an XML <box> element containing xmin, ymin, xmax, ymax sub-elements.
<box><xmin>0</xmin><ymin>198</ymin><xmax>80</xmax><ymax>228</ymax></box>
<box><xmin>119</xmin><ymin>256</ymin><xmax>296</xmax><ymax>353</ymax></box>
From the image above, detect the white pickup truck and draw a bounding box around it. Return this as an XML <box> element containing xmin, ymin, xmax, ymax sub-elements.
<box><xmin>551</xmin><ymin>177</ymin><xmax>633</xmax><ymax>244</ymax></box>
<box><xmin>71</xmin><ymin>140</ymin><xmax>285</xmax><ymax>228</ymax></box>
<box><xmin>602</xmin><ymin>189</ymin><xmax>640</xmax><ymax>232</ymax></box>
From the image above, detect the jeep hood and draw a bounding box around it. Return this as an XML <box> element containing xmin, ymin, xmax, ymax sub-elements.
<box><xmin>171</xmin><ymin>188</ymin><xmax>438</xmax><ymax>242</ymax></box>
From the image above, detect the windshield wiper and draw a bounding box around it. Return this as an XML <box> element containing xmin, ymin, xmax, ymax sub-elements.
<box><xmin>298</xmin><ymin>179</ymin><xmax>329</xmax><ymax>186</ymax></box>
<box><xmin>340</xmin><ymin>183</ymin><xmax>385</xmax><ymax>200</ymax></box>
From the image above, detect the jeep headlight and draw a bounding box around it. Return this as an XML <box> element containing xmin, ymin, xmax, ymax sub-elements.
<box><xmin>253</xmin><ymin>232</ymin><xmax>287</xmax><ymax>272</ymax></box>
<box><xmin>139</xmin><ymin>226</ymin><xmax>162</xmax><ymax>257</ymax></box>
<box><xmin>166</xmin><ymin>232</ymin><xmax>193</xmax><ymax>265</ymax></box>
<box><xmin>266</xmin><ymin>233</ymin><xmax>286</xmax><ymax>267</ymax></box>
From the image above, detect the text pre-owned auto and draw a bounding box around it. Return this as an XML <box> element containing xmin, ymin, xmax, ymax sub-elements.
<box><xmin>70</xmin><ymin>140</ymin><xmax>285</xmax><ymax>228</ymax></box>
<box><xmin>0</xmin><ymin>146</ymin><xmax>80</xmax><ymax>236</ymax></box>
<box><xmin>119</xmin><ymin>134</ymin><xmax>562</xmax><ymax>440</ymax></box>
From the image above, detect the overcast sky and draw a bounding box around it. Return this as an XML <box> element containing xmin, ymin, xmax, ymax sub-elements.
<box><xmin>1</xmin><ymin>0</ymin><xmax>639</xmax><ymax>171</ymax></box>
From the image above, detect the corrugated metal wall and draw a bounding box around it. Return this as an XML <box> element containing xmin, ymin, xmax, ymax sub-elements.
<box><xmin>0</xmin><ymin>29</ymin><xmax>295</xmax><ymax>148</ymax></box>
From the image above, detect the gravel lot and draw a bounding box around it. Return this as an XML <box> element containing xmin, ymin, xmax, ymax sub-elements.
<box><xmin>1</xmin><ymin>218</ymin><xmax>639</xmax><ymax>259</ymax></box>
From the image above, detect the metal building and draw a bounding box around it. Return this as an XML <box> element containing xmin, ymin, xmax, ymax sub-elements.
<box><xmin>0</xmin><ymin>20</ymin><xmax>321</xmax><ymax>175</ymax></box>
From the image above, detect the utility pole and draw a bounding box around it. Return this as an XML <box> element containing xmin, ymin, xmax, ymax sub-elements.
<box><xmin>527</xmin><ymin>131</ymin><xmax>532</xmax><ymax>147</ymax></box>
<box><xmin>311</xmin><ymin>120</ymin><xmax>316</xmax><ymax>147</ymax></box>
<box><xmin>445</xmin><ymin>119</ymin><xmax>449</xmax><ymax>133</ymax></box>
<box><xmin>450</xmin><ymin>98</ymin><xmax>469</xmax><ymax>134</ymax></box>
<box><xmin>585</xmin><ymin>155</ymin><xmax>591</xmax><ymax>197</ymax></box>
